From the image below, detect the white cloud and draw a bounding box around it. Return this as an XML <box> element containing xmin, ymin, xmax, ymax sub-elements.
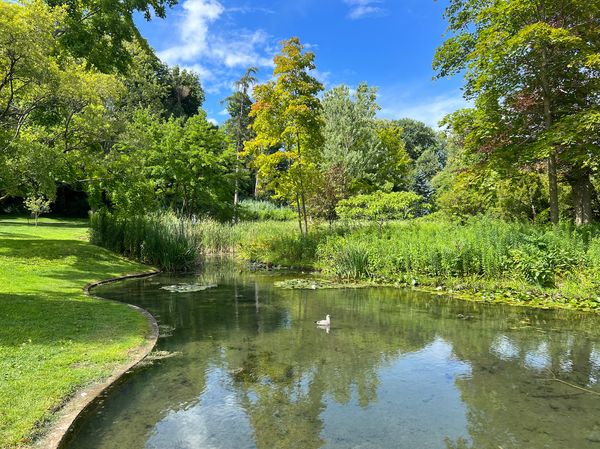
<box><xmin>158</xmin><ymin>0</ymin><xmax>223</xmax><ymax>64</ymax></box>
<box><xmin>379</xmin><ymin>91</ymin><xmax>470</xmax><ymax>129</ymax></box>
<box><xmin>207</xmin><ymin>117</ymin><xmax>219</xmax><ymax>125</ymax></box>
<box><xmin>156</xmin><ymin>0</ymin><xmax>275</xmax><ymax>93</ymax></box>
<box><xmin>343</xmin><ymin>0</ymin><xmax>386</xmax><ymax>19</ymax></box>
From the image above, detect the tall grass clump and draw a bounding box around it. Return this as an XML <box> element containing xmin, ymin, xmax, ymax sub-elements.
<box><xmin>194</xmin><ymin>218</ymin><xmax>242</xmax><ymax>254</ymax></box>
<box><xmin>89</xmin><ymin>210</ymin><xmax>200</xmax><ymax>271</ymax></box>
<box><xmin>238</xmin><ymin>199</ymin><xmax>296</xmax><ymax>221</ymax></box>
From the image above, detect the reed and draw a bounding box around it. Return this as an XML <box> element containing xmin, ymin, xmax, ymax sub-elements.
<box><xmin>89</xmin><ymin>210</ymin><xmax>200</xmax><ymax>271</ymax></box>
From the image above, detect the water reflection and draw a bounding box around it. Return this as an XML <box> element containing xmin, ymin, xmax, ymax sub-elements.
<box><xmin>61</xmin><ymin>264</ymin><xmax>600</xmax><ymax>449</ymax></box>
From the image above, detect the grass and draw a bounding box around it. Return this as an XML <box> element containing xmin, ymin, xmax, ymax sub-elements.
<box><xmin>0</xmin><ymin>217</ymin><xmax>151</xmax><ymax>449</ymax></box>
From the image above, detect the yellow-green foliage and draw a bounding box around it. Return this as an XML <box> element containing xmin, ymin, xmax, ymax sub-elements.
<box><xmin>0</xmin><ymin>218</ymin><xmax>149</xmax><ymax>448</ymax></box>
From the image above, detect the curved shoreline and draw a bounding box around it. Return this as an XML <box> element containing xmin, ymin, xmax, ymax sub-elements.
<box><xmin>35</xmin><ymin>270</ymin><xmax>161</xmax><ymax>449</ymax></box>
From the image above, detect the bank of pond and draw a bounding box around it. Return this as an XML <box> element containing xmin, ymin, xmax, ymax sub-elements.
<box><xmin>90</xmin><ymin>211</ymin><xmax>600</xmax><ymax>312</ymax></box>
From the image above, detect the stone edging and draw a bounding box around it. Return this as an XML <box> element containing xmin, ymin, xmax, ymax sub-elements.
<box><xmin>35</xmin><ymin>270</ymin><xmax>160</xmax><ymax>449</ymax></box>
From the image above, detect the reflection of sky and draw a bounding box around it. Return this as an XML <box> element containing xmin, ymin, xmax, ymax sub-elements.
<box><xmin>590</xmin><ymin>346</ymin><xmax>600</xmax><ymax>386</ymax></box>
<box><xmin>320</xmin><ymin>338</ymin><xmax>472</xmax><ymax>449</ymax></box>
<box><xmin>491</xmin><ymin>335</ymin><xmax>519</xmax><ymax>360</ymax></box>
<box><xmin>524</xmin><ymin>342</ymin><xmax>550</xmax><ymax>371</ymax></box>
<box><xmin>145</xmin><ymin>367</ymin><xmax>256</xmax><ymax>449</ymax></box>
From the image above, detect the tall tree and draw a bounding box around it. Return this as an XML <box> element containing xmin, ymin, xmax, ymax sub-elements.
<box><xmin>434</xmin><ymin>0</ymin><xmax>600</xmax><ymax>224</ymax></box>
<box><xmin>393</xmin><ymin>118</ymin><xmax>437</xmax><ymax>161</ymax></box>
<box><xmin>164</xmin><ymin>66</ymin><xmax>205</xmax><ymax>118</ymax></box>
<box><xmin>246</xmin><ymin>37</ymin><xmax>324</xmax><ymax>235</ymax></box>
<box><xmin>0</xmin><ymin>1</ymin><xmax>123</xmax><ymax>203</ymax></box>
<box><xmin>223</xmin><ymin>66</ymin><xmax>258</xmax><ymax>219</ymax></box>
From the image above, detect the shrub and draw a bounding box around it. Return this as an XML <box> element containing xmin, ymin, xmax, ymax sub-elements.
<box><xmin>24</xmin><ymin>195</ymin><xmax>51</xmax><ymax>225</ymax></box>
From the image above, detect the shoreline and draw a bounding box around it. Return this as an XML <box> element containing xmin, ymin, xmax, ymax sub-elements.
<box><xmin>34</xmin><ymin>271</ymin><xmax>160</xmax><ymax>449</ymax></box>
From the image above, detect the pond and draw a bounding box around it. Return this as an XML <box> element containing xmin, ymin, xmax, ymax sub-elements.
<box><xmin>61</xmin><ymin>263</ymin><xmax>600</xmax><ymax>449</ymax></box>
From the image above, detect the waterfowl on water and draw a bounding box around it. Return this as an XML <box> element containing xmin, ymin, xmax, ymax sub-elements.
<box><xmin>315</xmin><ymin>314</ymin><xmax>330</xmax><ymax>326</ymax></box>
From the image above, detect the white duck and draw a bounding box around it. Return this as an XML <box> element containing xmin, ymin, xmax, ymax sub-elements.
<box><xmin>314</xmin><ymin>314</ymin><xmax>331</xmax><ymax>326</ymax></box>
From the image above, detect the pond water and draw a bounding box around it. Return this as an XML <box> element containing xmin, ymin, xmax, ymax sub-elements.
<box><xmin>61</xmin><ymin>263</ymin><xmax>600</xmax><ymax>449</ymax></box>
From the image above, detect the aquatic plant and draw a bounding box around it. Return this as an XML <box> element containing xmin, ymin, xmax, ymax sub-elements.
<box><xmin>89</xmin><ymin>210</ymin><xmax>200</xmax><ymax>271</ymax></box>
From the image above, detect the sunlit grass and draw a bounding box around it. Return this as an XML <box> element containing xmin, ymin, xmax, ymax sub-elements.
<box><xmin>0</xmin><ymin>217</ymin><xmax>150</xmax><ymax>449</ymax></box>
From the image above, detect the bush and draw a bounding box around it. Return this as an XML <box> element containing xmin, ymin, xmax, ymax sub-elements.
<box><xmin>89</xmin><ymin>210</ymin><xmax>200</xmax><ymax>271</ymax></box>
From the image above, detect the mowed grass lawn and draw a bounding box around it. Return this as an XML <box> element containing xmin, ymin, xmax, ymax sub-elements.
<box><xmin>0</xmin><ymin>218</ymin><xmax>152</xmax><ymax>449</ymax></box>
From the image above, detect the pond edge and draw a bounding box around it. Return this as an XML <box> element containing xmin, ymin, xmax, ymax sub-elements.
<box><xmin>35</xmin><ymin>270</ymin><xmax>160</xmax><ymax>449</ymax></box>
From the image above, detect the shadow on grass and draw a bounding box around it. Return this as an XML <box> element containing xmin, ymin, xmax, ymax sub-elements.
<box><xmin>0</xmin><ymin>220</ymin><xmax>88</xmax><ymax>228</ymax></box>
<box><xmin>0</xmin><ymin>231</ymin><xmax>42</xmax><ymax>239</ymax></box>
<box><xmin>0</xmin><ymin>292</ymin><xmax>146</xmax><ymax>347</ymax></box>
<box><xmin>0</xmin><ymin>238</ymin><xmax>120</xmax><ymax>263</ymax></box>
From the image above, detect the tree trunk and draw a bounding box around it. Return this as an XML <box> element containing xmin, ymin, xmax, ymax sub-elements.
<box><xmin>295</xmin><ymin>194</ymin><xmax>304</xmax><ymax>235</ymax></box>
<box><xmin>540</xmin><ymin>36</ymin><xmax>559</xmax><ymax>224</ymax></box>
<box><xmin>548</xmin><ymin>152</ymin><xmax>559</xmax><ymax>224</ymax></box>
<box><xmin>570</xmin><ymin>169</ymin><xmax>593</xmax><ymax>225</ymax></box>
<box><xmin>296</xmin><ymin>132</ymin><xmax>308</xmax><ymax>235</ymax></box>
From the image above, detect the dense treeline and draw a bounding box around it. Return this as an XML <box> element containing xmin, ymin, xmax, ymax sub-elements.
<box><xmin>1</xmin><ymin>0</ymin><xmax>598</xmax><ymax>227</ymax></box>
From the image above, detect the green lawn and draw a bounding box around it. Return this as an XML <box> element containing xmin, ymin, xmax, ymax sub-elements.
<box><xmin>0</xmin><ymin>218</ymin><xmax>152</xmax><ymax>449</ymax></box>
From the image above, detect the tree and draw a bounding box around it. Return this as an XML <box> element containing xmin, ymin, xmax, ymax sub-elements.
<box><xmin>24</xmin><ymin>194</ymin><xmax>51</xmax><ymax>225</ymax></box>
<box><xmin>246</xmin><ymin>37</ymin><xmax>324</xmax><ymax>235</ymax></box>
<box><xmin>46</xmin><ymin>0</ymin><xmax>177</xmax><ymax>73</ymax></box>
<box><xmin>320</xmin><ymin>84</ymin><xmax>411</xmax><ymax>193</ymax></box>
<box><xmin>223</xmin><ymin>67</ymin><xmax>258</xmax><ymax>219</ymax></box>
<box><xmin>393</xmin><ymin>118</ymin><xmax>437</xmax><ymax>161</ymax></box>
<box><xmin>434</xmin><ymin>0</ymin><xmax>600</xmax><ymax>224</ymax></box>
<box><xmin>101</xmin><ymin>110</ymin><xmax>235</xmax><ymax>218</ymax></box>
<box><xmin>0</xmin><ymin>1</ymin><xmax>123</xmax><ymax>203</ymax></box>
<box><xmin>164</xmin><ymin>66</ymin><xmax>205</xmax><ymax>119</ymax></box>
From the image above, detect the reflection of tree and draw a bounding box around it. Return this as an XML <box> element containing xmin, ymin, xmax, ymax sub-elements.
<box><xmin>71</xmin><ymin>268</ymin><xmax>600</xmax><ymax>449</ymax></box>
<box><xmin>437</xmin><ymin>304</ymin><xmax>600</xmax><ymax>449</ymax></box>
<box><xmin>219</xmin><ymin>287</ymin><xmax>439</xmax><ymax>449</ymax></box>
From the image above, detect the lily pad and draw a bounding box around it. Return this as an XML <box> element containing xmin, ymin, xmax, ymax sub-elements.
<box><xmin>161</xmin><ymin>283</ymin><xmax>218</xmax><ymax>293</ymax></box>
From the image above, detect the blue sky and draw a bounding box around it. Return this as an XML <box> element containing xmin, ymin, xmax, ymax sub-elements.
<box><xmin>135</xmin><ymin>0</ymin><xmax>466</xmax><ymax>128</ymax></box>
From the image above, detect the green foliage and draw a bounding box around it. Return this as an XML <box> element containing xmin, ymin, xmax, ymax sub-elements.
<box><xmin>393</xmin><ymin>118</ymin><xmax>438</xmax><ymax>160</ymax></box>
<box><xmin>238</xmin><ymin>199</ymin><xmax>296</xmax><ymax>221</ymax></box>
<box><xmin>336</xmin><ymin>191</ymin><xmax>424</xmax><ymax>227</ymax></box>
<box><xmin>317</xmin><ymin>217</ymin><xmax>594</xmax><ymax>291</ymax></box>
<box><xmin>0</xmin><ymin>1</ymin><xmax>123</xmax><ymax>201</ymax></box>
<box><xmin>318</xmin><ymin>239</ymin><xmax>371</xmax><ymax>279</ymax></box>
<box><xmin>95</xmin><ymin>109</ymin><xmax>234</xmax><ymax>218</ymax></box>
<box><xmin>435</xmin><ymin>0</ymin><xmax>600</xmax><ymax>224</ymax></box>
<box><xmin>246</xmin><ymin>37</ymin><xmax>324</xmax><ymax>235</ymax></box>
<box><xmin>48</xmin><ymin>0</ymin><xmax>177</xmax><ymax>73</ymax></box>
<box><xmin>89</xmin><ymin>210</ymin><xmax>200</xmax><ymax>271</ymax></box>
<box><xmin>239</xmin><ymin>227</ymin><xmax>327</xmax><ymax>268</ymax></box>
<box><xmin>320</xmin><ymin>84</ymin><xmax>412</xmax><ymax>193</ymax></box>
